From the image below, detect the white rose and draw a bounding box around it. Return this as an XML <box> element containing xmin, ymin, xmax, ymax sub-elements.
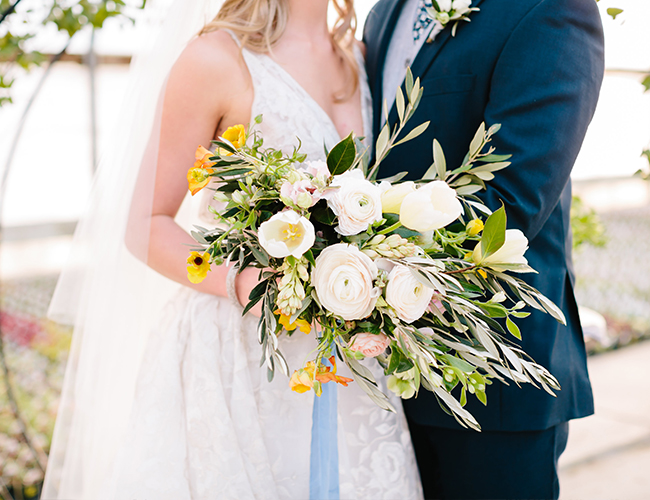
<box><xmin>312</xmin><ymin>243</ymin><xmax>381</xmax><ymax>320</ymax></box>
<box><xmin>325</xmin><ymin>169</ymin><xmax>383</xmax><ymax>236</ymax></box>
<box><xmin>381</xmin><ymin>181</ymin><xmax>417</xmax><ymax>214</ymax></box>
<box><xmin>452</xmin><ymin>0</ymin><xmax>472</xmax><ymax>14</ymax></box>
<box><xmin>258</xmin><ymin>210</ymin><xmax>315</xmax><ymax>258</ymax></box>
<box><xmin>385</xmin><ymin>264</ymin><xmax>434</xmax><ymax>323</ymax></box>
<box><xmin>472</xmin><ymin>229</ymin><xmax>529</xmax><ymax>271</ymax></box>
<box><xmin>437</xmin><ymin>0</ymin><xmax>452</xmax><ymax>12</ymax></box>
<box><xmin>399</xmin><ymin>181</ymin><xmax>462</xmax><ymax>232</ymax></box>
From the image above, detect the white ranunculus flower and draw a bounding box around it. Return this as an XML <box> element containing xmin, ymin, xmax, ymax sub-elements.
<box><xmin>312</xmin><ymin>243</ymin><xmax>381</xmax><ymax>320</ymax></box>
<box><xmin>385</xmin><ymin>264</ymin><xmax>434</xmax><ymax>323</ymax></box>
<box><xmin>325</xmin><ymin>169</ymin><xmax>383</xmax><ymax>236</ymax></box>
<box><xmin>437</xmin><ymin>0</ymin><xmax>452</xmax><ymax>12</ymax></box>
<box><xmin>399</xmin><ymin>181</ymin><xmax>463</xmax><ymax>232</ymax></box>
<box><xmin>452</xmin><ymin>0</ymin><xmax>472</xmax><ymax>14</ymax></box>
<box><xmin>381</xmin><ymin>181</ymin><xmax>417</xmax><ymax>214</ymax></box>
<box><xmin>258</xmin><ymin>210</ymin><xmax>315</xmax><ymax>258</ymax></box>
<box><xmin>472</xmin><ymin>229</ymin><xmax>529</xmax><ymax>270</ymax></box>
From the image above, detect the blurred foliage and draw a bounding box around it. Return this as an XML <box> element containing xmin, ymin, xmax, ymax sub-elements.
<box><xmin>571</xmin><ymin>195</ymin><xmax>608</xmax><ymax>252</ymax></box>
<box><xmin>0</xmin><ymin>0</ymin><xmax>144</xmax><ymax>107</ymax></box>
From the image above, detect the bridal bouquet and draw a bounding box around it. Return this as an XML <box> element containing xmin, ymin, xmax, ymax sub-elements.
<box><xmin>186</xmin><ymin>71</ymin><xmax>563</xmax><ymax>430</ymax></box>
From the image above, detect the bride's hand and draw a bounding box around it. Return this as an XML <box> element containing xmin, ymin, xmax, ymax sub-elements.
<box><xmin>235</xmin><ymin>266</ymin><xmax>264</xmax><ymax>317</ymax></box>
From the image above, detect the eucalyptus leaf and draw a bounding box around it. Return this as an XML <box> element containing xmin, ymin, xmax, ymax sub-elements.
<box><xmin>506</xmin><ymin>316</ymin><xmax>522</xmax><ymax>340</ymax></box>
<box><xmin>433</xmin><ymin>139</ymin><xmax>447</xmax><ymax>180</ymax></box>
<box><xmin>455</xmin><ymin>184</ymin><xmax>483</xmax><ymax>196</ymax></box>
<box><xmin>469</xmin><ymin>122</ymin><xmax>486</xmax><ymax>158</ymax></box>
<box><xmin>394</xmin><ymin>121</ymin><xmax>430</xmax><ymax>147</ymax></box>
<box><xmin>396</xmin><ymin>87</ymin><xmax>405</xmax><ymax>123</ymax></box>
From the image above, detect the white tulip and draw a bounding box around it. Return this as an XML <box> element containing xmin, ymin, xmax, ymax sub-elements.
<box><xmin>258</xmin><ymin>210</ymin><xmax>315</xmax><ymax>259</ymax></box>
<box><xmin>381</xmin><ymin>181</ymin><xmax>417</xmax><ymax>214</ymax></box>
<box><xmin>452</xmin><ymin>0</ymin><xmax>472</xmax><ymax>14</ymax></box>
<box><xmin>472</xmin><ymin>229</ymin><xmax>529</xmax><ymax>271</ymax></box>
<box><xmin>437</xmin><ymin>0</ymin><xmax>452</xmax><ymax>12</ymax></box>
<box><xmin>312</xmin><ymin>243</ymin><xmax>381</xmax><ymax>320</ymax></box>
<box><xmin>385</xmin><ymin>264</ymin><xmax>434</xmax><ymax>323</ymax></box>
<box><xmin>399</xmin><ymin>181</ymin><xmax>463</xmax><ymax>232</ymax></box>
<box><xmin>325</xmin><ymin>169</ymin><xmax>383</xmax><ymax>236</ymax></box>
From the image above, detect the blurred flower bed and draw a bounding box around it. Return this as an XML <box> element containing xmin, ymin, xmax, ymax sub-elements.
<box><xmin>0</xmin><ymin>276</ymin><xmax>71</xmax><ymax>498</ymax></box>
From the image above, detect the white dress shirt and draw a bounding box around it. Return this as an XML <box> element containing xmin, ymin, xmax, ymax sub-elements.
<box><xmin>381</xmin><ymin>0</ymin><xmax>442</xmax><ymax>125</ymax></box>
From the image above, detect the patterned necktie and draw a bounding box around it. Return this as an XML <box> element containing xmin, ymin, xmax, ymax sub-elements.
<box><xmin>413</xmin><ymin>0</ymin><xmax>434</xmax><ymax>42</ymax></box>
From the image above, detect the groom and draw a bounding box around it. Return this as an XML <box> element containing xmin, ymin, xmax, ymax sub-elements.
<box><xmin>364</xmin><ymin>0</ymin><xmax>604</xmax><ymax>498</ymax></box>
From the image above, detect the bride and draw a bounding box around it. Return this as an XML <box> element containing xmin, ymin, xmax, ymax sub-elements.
<box><xmin>43</xmin><ymin>0</ymin><xmax>423</xmax><ymax>499</ymax></box>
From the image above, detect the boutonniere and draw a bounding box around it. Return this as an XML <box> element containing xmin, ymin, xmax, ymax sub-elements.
<box><xmin>425</xmin><ymin>0</ymin><xmax>479</xmax><ymax>40</ymax></box>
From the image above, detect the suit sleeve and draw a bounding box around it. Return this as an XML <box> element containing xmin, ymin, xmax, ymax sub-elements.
<box><xmin>478</xmin><ymin>0</ymin><xmax>604</xmax><ymax>241</ymax></box>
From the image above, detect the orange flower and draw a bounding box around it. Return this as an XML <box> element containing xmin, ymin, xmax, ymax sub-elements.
<box><xmin>289</xmin><ymin>357</ymin><xmax>353</xmax><ymax>395</ymax></box>
<box><xmin>218</xmin><ymin>124</ymin><xmax>246</xmax><ymax>155</ymax></box>
<box><xmin>187</xmin><ymin>251</ymin><xmax>211</xmax><ymax>283</ymax></box>
<box><xmin>187</xmin><ymin>146</ymin><xmax>216</xmax><ymax>196</ymax></box>
<box><xmin>194</xmin><ymin>145</ymin><xmax>217</xmax><ymax>169</ymax></box>
<box><xmin>315</xmin><ymin>356</ymin><xmax>353</xmax><ymax>388</ymax></box>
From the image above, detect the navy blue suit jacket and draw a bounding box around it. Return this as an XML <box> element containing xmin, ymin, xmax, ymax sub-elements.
<box><xmin>364</xmin><ymin>0</ymin><xmax>604</xmax><ymax>431</ymax></box>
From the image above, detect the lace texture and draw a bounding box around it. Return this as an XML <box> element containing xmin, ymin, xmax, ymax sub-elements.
<box><xmin>105</xmin><ymin>45</ymin><xmax>423</xmax><ymax>500</ymax></box>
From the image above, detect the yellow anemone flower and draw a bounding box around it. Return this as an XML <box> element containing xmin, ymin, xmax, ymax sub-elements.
<box><xmin>276</xmin><ymin>310</ymin><xmax>311</xmax><ymax>334</ymax></box>
<box><xmin>466</xmin><ymin>218</ymin><xmax>484</xmax><ymax>236</ymax></box>
<box><xmin>187</xmin><ymin>251</ymin><xmax>211</xmax><ymax>284</ymax></box>
<box><xmin>219</xmin><ymin>124</ymin><xmax>246</xmax><ymax>155</ymax></box>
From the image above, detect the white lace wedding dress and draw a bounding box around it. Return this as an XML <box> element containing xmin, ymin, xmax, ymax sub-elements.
<box><xmin>103</xmin><ymin>44</ymin><xmax>423</xmax><ymax>500</ymax></box>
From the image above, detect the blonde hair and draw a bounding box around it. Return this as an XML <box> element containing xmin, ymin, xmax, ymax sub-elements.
<box><xmin>200</xmin><ymin>0</ymin><xmax>358</xmax><ymax>100</ymax></box>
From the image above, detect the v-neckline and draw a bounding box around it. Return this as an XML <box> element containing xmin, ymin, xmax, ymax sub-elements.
<box><xmin>257</xmin><ymin>51</ymin><xmax>367</xmax><ymax>142</ymax></box>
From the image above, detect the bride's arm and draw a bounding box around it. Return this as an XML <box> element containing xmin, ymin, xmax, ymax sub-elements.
<box><xmin>139</xmin><ymin>31</ymin><xmax>260</xmax><ymax>307</ymax></box>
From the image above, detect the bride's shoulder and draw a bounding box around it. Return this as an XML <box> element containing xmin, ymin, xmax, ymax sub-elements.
<box><xmin>171</xmin><ymin>30</ymin><xmax>247</xmax><ymax>85</ymax></box>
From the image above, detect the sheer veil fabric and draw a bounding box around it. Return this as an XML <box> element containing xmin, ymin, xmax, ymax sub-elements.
<box><xmin>44</xmin><ymin>1</ymin><xmax>424</xmax><ymax>499</ymax></box>
<box><xmin>43</xmin><ymin>1</ymin><xmax>227</xmax><ymax>497</ymax></box>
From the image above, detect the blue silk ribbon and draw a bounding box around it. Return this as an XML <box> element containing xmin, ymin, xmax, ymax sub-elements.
<box><xmin>309</xmin><ymin>360</ymin><xmax>339</xmax><ymax>500</ymax></box>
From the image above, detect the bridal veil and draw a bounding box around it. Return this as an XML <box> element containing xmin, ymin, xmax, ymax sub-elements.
<box><xmin>43</xmin><ymin>1</ymin><xmax>227</xmax><ymax>497</ymax></box>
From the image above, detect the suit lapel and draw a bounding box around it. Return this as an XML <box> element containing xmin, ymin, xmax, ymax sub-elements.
<box><xmin>370</xmin><ymin>0</ymin><xmax>406</xmax><ymax>137</ymax></box>
<box><xmin>385</xmin><ymin>0</ymin><xmax>488</xmax><ymax>129</ymax></box>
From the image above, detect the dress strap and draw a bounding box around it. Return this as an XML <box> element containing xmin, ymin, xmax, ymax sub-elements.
<box><xmin>224</xmin><ymin>29</ymin><xmax>241</xmax><ymax>47</ymax></box>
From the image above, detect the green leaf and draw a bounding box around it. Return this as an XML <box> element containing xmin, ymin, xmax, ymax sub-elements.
<box><xmin>481</xmin><ymin>153</ymin><xmax>512</xmax><ymax>163</ymax></box>
<box><xmin>479</xmin><ymin>204</ymin><xmax>507</xmax><ymax>260</ymax></box>
<box><xmin>469</xmin><ymin>122</ymin><xmax>486</xmax><ymax>158</ymax></box>
<box><xmin>311</xmin><ymin>204</ymin><xmax>338</xmax><ymax>226</ymax></box>
<box><xmin>327</xmin><ymin>132</ymin><xmax>357</xmax><ymax>175</ymax></box>
<box><xmin>405</xmin><ymin>67</ymin><xmax>414</xmax><ymax>96</ymax></box>
<box><xmin>433</xmin><ymin>139</ymin><xmax>447</xmax><ymax>180</ymax></box>
<box><xmin>395</xmin><ymin>87</ymin><xmax>405</xmax><ymax>123</ymax></box>
<box><xmin>460</xmin><ymin>386</ymin><xmax>467</xmax><ymax>407</ymax></box>
<box><xmin>642</xmin><ymin>75</ymin><xmax>650</xmax><ymax>93</ymax></box>
<box><xmin>506</xmin><ymin>316</ymin><xmax>522</xmax><ymax>340</ymax></box>
<box><xmin>375</xmin><ymin>125</ymin><xmax>390</xmax><ymax>159</ymax></box>
<box><xmin>304</xmin><ymin>249</ymin><xmax>316</xmax><ymax>267</ymax></box>
<box><xmin>393</xmin><ymin>121</ymin><xmax>430</xmax><ymax>147</ymax></box>
<box><xmin>246</xmin><ymin>243</ymin><xmax>269</xmax><ymax>267</ymax></box>
<box><xmin>607</xmin><ymin>7</ymin><xmax>623</xmax><ymax>19</ymax></box>
<box><xmin>455</xmin><ymin>184</ymin><xmax>483</xmax><ymax>196</ymax></box>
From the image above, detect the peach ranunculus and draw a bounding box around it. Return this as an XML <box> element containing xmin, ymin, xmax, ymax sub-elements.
<box><xmin>219</xmin><ymin>124</ymin><xmax>246</xmax><ymax>155</ymax></box>
<box><xmin>349</xmin><ymin>332</ymin><xmax>391</xmax><ymax>358</ymax></box>
<box><xmin>186</xmin><ymin>251</ymin><xmax>211</xmax><ymax>284</ymax></box>
<box><xmin>187</xmin><ymin>145</ymin><xmax>217</xmax><ymax>195</ymax></box>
